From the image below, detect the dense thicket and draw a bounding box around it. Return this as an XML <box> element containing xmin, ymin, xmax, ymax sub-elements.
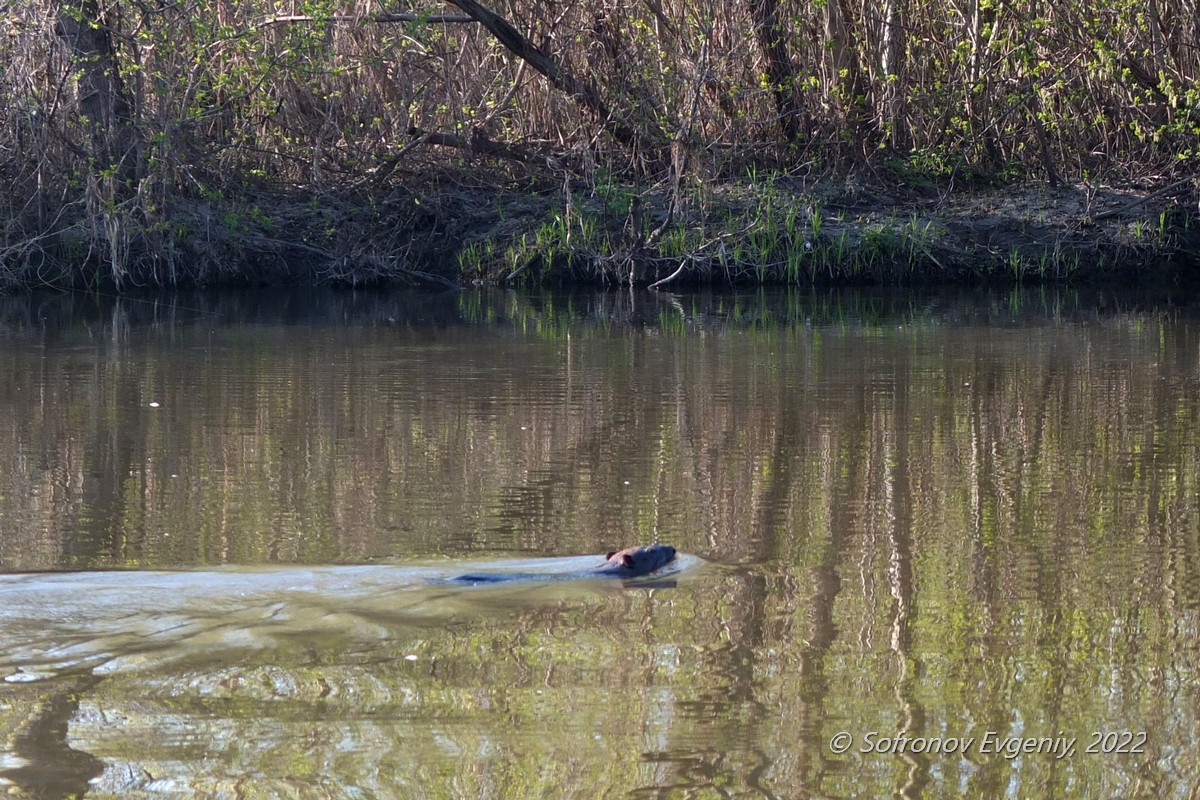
<box><xmin>2</xmin><ymin>0</ymin><xmax>1198</xmax><ymax>287</ymax></box>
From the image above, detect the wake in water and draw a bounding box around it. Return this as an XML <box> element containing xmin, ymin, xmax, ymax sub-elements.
<box><xmin>0</xmin><ymin>553</ymin><xmax>692</xmax><ymax>681</ymax></box>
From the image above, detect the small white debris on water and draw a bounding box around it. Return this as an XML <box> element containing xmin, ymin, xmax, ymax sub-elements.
<box><xmin>623</xmin><ymin>480</ymin><xmax>630</xmax><ymax>485</ymax></box>
<box><xmin>148</xmin><ymin>401</ymin><xmax>160</xmax><ymax>408</ymax></box>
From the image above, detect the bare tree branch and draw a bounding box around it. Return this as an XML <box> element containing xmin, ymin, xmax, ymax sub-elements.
<box><xmin>445</xmin><ymin>0</ymin><xmax>665</xmax><ymax>164</ymax></box>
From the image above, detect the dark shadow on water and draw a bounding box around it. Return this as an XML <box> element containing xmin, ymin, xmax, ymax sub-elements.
<box><xmin>1</xmin><ymin>675</ymin><xmax>105</xmax><ymax>800</ymax></box>
<box><xmin>5</xmin><ymin>285</ymin><xmax>1200</xmax><ymax>341</ymax></box>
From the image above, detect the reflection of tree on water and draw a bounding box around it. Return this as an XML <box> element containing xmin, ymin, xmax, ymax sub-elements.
<box><xmin>2</xmin><ymin>674</ymin><xmax>105</xmax><ymax>799</ymax></box>
<box><xmin>1</xmin><ymin>289</ymin><xmax>1199</xmax><ymax>796</ymax></box>
<box><xmin>652</xmin><ymin>366</ymin><xmax>847</xmax><ymax>798</ymax></box>
<box><xmin>884</xmin><ymin>375</ymin><xmax>927</xmax><ymax>800</ymax></box>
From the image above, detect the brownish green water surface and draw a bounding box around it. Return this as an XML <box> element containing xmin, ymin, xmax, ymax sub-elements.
<box><xmin>1</xmin><ymin>288</ymin><xmax>1198</xmax><ymax>798</ymax></box>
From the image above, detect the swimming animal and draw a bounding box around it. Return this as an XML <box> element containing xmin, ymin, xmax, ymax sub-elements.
<box><xmin>450</xmin><ymin>544</ymin><xmax>677</xmax><ymax>584</ymax></box>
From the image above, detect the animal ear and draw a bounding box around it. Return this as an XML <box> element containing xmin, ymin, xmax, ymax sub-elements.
<box><xmin>620</xmin><ymin>553</ymin><xmax>635</xmax><ymax>568</ymax></box>
<box><xmin>606</xmin><ymin>550</ymin><xmax>617</xmax><ymax>560</ymax></box>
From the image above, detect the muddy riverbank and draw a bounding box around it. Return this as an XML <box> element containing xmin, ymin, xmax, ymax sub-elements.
<box><xmin>10</xmin><ymin>173</ymin><xmax>1193</xmax><ymax>292</ymax></box>
<box><xmin>433</xmin><ymin>175</ymin><xmax>1200</xmax><ymax>287</ymax></box>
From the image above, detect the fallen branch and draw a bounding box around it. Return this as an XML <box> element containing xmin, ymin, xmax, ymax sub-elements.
<box><xmin>254</xmin><ymin>13</ymin><xmax>476</xmax><ymax>28</ymax></box>
<box><xmin>647</xmin><ymin>259</ymin><xmax>688</xmax><ymax>290</ymax></box>
<box><xmin>404</xmin><ymin>267</ymin><xmax>461</xmax><ymax>289</ymax></box>
<box><xmin>1091</xmin><ymin>179</ymin><xmax>1192</xmax><ymax>222</ymax></box>
<box><xmin>647</xmin><ymin>219</ymin><xmax>755</xmax><ymax>289</ymax></box>
<box><xmin>445</xmin><ymin>0</ymin><xmax>664</xmax><ymax>163</ymax></box>
<box><xmin>415</xmin><ymin>128</ymin><xmax>548</xmax><ymax>165</ymax></box>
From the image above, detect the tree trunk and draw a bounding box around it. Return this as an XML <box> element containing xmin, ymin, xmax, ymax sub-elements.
<box><xmin>878</xmin><ymin>0</ymin><xmax>907</xmax><ymax>149</ymax></box>
<box><xmin>823</xmin><ymin>0</ymin><xmax>874</xmax><ymax>153</ymax></box>
<box><xmin>750</xmin><ymin>0</ymin><xmax>805</xmax><ymax>144</ymax></box>
<box><xmin>54</xmin><ymin>0</ymin><xmax>139</xmax><ymax>185</ymax></box>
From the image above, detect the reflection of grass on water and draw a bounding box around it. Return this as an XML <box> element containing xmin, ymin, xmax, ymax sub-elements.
<box><xmin>452</xmin><ymin>286</ymin><xmax>1143</xmax><ymax>340</ymax></box>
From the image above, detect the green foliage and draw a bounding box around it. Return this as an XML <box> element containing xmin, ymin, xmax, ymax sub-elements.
<box><xmin>1</xmin><ymin>0</ymin><xmax>1196</xmax><ymax>286</ymax></box>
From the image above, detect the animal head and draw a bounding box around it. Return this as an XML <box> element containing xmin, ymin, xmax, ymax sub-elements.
<box><xmin>605</xmin><ymin>544</ymin><xmax>677</xmax><ymax>572</ymax></box>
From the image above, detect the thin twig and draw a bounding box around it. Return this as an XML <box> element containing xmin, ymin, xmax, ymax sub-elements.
<box><xmin>253</xmin><ymin>13</ymin><xmax>476</xmax><ymax>28</ymax></box>
<box><xmin>647</xmin><ymin>259</ymin><xmax>688</xmax><ymax>290</ymax></box>
<box><xmin>1091</xmin><ymin>179</ymin><xmax>1190</xmax><ymax>222</ymax></box>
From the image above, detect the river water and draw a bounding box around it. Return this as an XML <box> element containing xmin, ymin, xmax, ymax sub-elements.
<box><xmin>1</xmin><ymin>288</ymin><xmax>1197</xmax><ymax>798</ymax></box>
